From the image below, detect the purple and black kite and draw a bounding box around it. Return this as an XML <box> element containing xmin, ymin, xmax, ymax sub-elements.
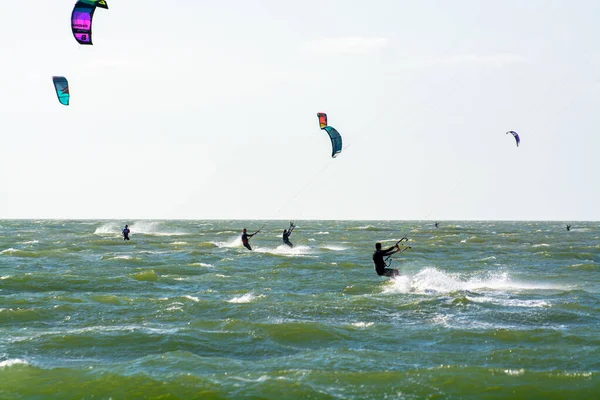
<box><xmin>506</xmin><ymin>130</ymin><xmax>520</xmax><ymax>147</ymax></box>
<box><xmin>71</xmin><ymin>0</ymin><xmax>109</xmax><ymax>45</ymax></box>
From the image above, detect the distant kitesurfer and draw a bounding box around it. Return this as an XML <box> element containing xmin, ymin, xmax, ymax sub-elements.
<box><xmin>566</xmin><ymin>225</ymin><xmax>571</xmax><ymax>231</ymax></box>
<box><xmin>241</xmin><ymin>228</ymin><xmax>260</xmax><ymax>251</ymax></box>
<box><xmin>373</xmin><ymin>243</ymin><xmax>401</xmax><ymax>277</ymax></box>
<box><xmin>122</xmin><ymin>224</ymin><xmax>130</xmax><ymax>241</ymax></box>
<box><xmin>434</xmin><ymin>222</ymin><xmax>439</xmax><ymax>228</ymax></box>
<box><xmin>283</xmin><ymin>222</ymin><xmax>295</xmax><ymax>248</ymax></box>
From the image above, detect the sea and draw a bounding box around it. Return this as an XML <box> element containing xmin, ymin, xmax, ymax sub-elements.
<box><xmin>0</xmin><ymin>220</ymin><xmax>598</xmax><ymax>399</ymax></box>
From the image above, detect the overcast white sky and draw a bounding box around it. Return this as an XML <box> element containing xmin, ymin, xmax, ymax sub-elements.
<box><xmin>0</xmin><ymin>0</ymin><xmax>598</xmax><ymax>220</ymax></box>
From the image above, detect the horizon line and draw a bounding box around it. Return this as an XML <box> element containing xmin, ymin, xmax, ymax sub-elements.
<box><xmin>0</xmin><ymin>218</ymin><xmax>596</xmax><ymax>223</ymax></box>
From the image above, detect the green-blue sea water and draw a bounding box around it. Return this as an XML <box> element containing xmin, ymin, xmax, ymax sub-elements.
<box><xmin>1</xmin><ymin>220</ymin><xmax>599</xmax><ymax>399</ymax></box>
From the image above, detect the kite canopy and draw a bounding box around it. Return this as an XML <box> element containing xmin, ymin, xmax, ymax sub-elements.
<box><xmin>71</xmin><ymin>1</ymin><xmax>108</xmax><ymax>45</ymax></box>
<box><xmin>506</xmin><ymin>130</ymin><xmax>520</xmax><ymax>147</ymax></box>
<box><xmin>317</xmin><ymin>113</ymin><xmax>343</xmax><ymax>158</ymax></box>
<box><xmin>324</xmin><ymin>126</ymin><xmax>343</xmax><ymax>158</ymax></box>
<box><xmin>52</xmin><ymin>76</ymin><xmax>70</xmax><ymax>106</ymax></box>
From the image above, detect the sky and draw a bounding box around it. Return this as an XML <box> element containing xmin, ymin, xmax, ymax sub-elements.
<box><xmin>0</xmin><ymin>0</ymin><xmax>598</xmax><ymax>220</ymax></box>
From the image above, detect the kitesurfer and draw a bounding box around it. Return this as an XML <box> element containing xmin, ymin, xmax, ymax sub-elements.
<box><xmin>283</xmin><ymin>222</ymin><xmax>295</xmax><ymax>248</ymax></box>
<box><xmin>566</xmin><ymin>225</ymin><xmax>571</xmax><ymax>231</ymax></box>
<box><xmin>373</xmin><ymin>243</ymin><xmax>401</xmax><ymax>277</ymax></box>
<box><xmin>434</xmin><ymin>222</ymin><xmax>439</xmax><ymax>228</ymax></box>
<box><xmin>241</xmin><ymin>228</ymin><xmax>260</xmax><ymax>251</ymax></box>
<box><xmin>122</xmin><ymin>224</ymin><xmax>130</xmax><ymax>241</ymax></box>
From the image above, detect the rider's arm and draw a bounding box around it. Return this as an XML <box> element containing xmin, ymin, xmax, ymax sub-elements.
<box><xmin>383</xmin><ymin>245</ymin><xmax>400</xmax><ymax>256</ymax></box>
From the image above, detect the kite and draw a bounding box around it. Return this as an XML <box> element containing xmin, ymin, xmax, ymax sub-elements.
<box><xmin>71</xmin><ymin>1</ymin><xmax>109</xmax><ymax>45</ymax></box>
<box><xmin>317</xmin><ymin>113</ymin><xmax>343</xmax><ymax>158</ymax></box>
<box><xmin>52</xmin><ymin>76</ymin><xmax>70</xmax><ymax>106</ymax></box>
<box><xmin>506</xmin><ymin>130</ymin><xmax>520</xmax><ymax>147</ymax></box>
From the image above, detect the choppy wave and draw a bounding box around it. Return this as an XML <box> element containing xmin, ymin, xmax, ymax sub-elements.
<box><xmin>189</xmin><ymin>262</ymin><xmax>213</xmax><ymax>268</ymax></box>
<box><xmin>254</xmin><ymin>245</ymin><xmax>313</xmax><ymax>257</ymax></box>
<box><xmin>93</xmin><ymin>221</ymin><xmax>122</xmax><ymax>235</ymax></box>
<box><xmin>321</xmin><ymin>245</ymin><xmax>349</xmax><ymax>251</ymax></box>
<box><xmin>130</xmin><ymin>270</ymin><xmax>159</xmax><ymax>281</ymax></box>
<box><xmin>228</xmin><ymin>293</ymin><xmax>262</xmax><ymax>303</ymax></box>
<box><xmin>102</xmin><ymin>254</ymin><xmax>142</xmax><ymax>262</ymax></box>
<box><xmin>347</xmin><ymin>225</ymin><xmax>388</xmax><ymax>232</ymax></box>
<box><xmin>0</xmin><ymin>359</ymin><xmax>29</xmax><ymax>368</ymax></box>
<box><xmin>0</xmin><ymin>359</ymin><xmax>596</xmax><ymax>399</ymax></box>
<box><xmin>351</xmin><ymin>322</ymin><xmax>374</xmax><ymax>328</ymax></box>
<box><xmin>567</xmin><ymin>263</ymin><xmax>597</xmax><ymax>271</ymax></box>
<box><xmin>211</xmin><ymin>236</ymin><xmax>242</xmax><ymax>248</ymax></box>
<box><xmin>1</xmin><ymin>248</ymin><xmax>19</xmax><ymax>255</ymax></box>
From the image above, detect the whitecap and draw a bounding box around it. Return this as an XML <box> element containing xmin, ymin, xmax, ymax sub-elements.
<box><xmin>1</xmin><ymin>248</ymin><xmax>18</xmax><ymax>254</ymax></box>
<box><xmin>503</xmin><ymin>369</ymin><xmax>525</xmax><ymax>376</ymax></box>
<box><xmin>232</xmin><ymin>375</ymin><xmax>270</xmax><ymax>383</ymax></box>
<box><xmin>382</xmin><ymin>275</ymin><xmax>412</xmax><ymax>294</ymax></box>
<box><xmin>351</xmin><ymin>322</ymin><xmax>374</xmax><ymax>328</ymax></box>
<box><xmin>228</xmin><ymin>293</ymin><xmax>262</xmax><ymax>303</ymax></box>
<box><xmin>94</xmin><ymin>222</ymin><xmax>122</xmax><ymax>235</ymax></box>
<box><xmin>254</xmin><ymin>245</ymin><xmax>312</xmax><ymax>257</ymax></box>
<box><xmin>211</xmin><ymin>236</ymin><xmax>242</xmax><ymax>248</ymax></box>
<box><xmin>0</xmin><ymin>359</ymin><xmax>28</xmax><ymax>368</ymax></box>
<box><xmin>467</xmin><ymin>296</ymin><xmax>550</xmax><ymax>308</ymax></box>
<box><xmin>321</xmin><ymin>245</ymin><xmax>348</xmax><ymax>251</ymax></box>
<box><xmin>189</xmin><ymin>263</ymin><xmax>213</xmax><ymax>268</ymax></box>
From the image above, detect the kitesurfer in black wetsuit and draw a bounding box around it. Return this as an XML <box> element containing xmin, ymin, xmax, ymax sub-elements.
<box><xmin>241</xmin><ymin>228</ymin><xmax>260</xmax><ymax>251</ymax></box>
<box><xmin>566</xmin><ymin>225</ymin><xmax>571</xmax><ymax>231</ymax></box>
<box><xmin>282</xmin><ymin>222</ymin><xmax>295</xmax><ymax>248</ymax></box>
<box><xmin>122</xmin><ymin>225</ymin><xmax>130</xmax><ymax>241</ymax></box>
<box><xmin>373</xmin><ymin>242</ymin><xmax>401</xmax><ymax>277</ymax></box>
<box><xmin>434</xmin><ymin>222</ymin><xmax>439</xmax><ymax>228</ymax></box>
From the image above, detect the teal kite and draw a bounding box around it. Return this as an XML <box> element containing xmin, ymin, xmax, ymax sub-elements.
<box><xmin>52</xmin><ymin>76</ymin><xmax>70</xmax><ymax>106</ymax></box>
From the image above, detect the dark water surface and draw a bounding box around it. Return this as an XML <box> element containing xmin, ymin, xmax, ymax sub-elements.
<box><xmin>1</xmin><ymin>220</ymin><xmax>598</xmax><ymax>399</ymax></box>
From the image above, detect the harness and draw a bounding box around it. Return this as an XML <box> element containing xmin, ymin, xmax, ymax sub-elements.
<box><xmin>384</xmin><ymin>255</ymin><xmax>393</xmax><ymax>268</ymax></box>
